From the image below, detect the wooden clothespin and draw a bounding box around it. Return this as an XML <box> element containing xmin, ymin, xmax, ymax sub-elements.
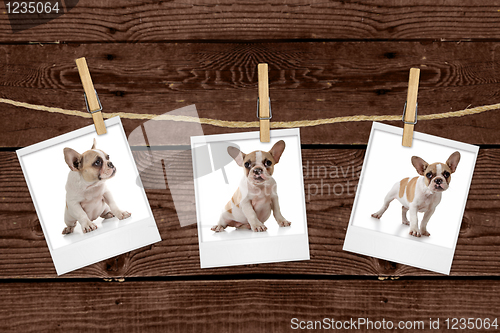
<box><xmin>402</xmin><ymin>68</ymin><xmax>420</xmax><ymax>147</ymax></box>
<box><xmin>75</xmin><ymin>57</ymin><xmax>107</xmax><ymax>135</ymax></box>
<box><xmin>258</xmin><ymin>63</ymin><xmax>271</xmax><ymax>142</ymax></box>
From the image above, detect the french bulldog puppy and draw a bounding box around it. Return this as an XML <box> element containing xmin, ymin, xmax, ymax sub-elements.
<box><xmin>211</xmin><ymin>140</ymin><xmax>291</xmax><ymax>232</ymax></box>
<box><xmin>62</xmin><ymin>139</ymin><xmax>131</xmax><ymax>234</ymax></box>
<box><xmin>371</xmin><ymin>152</ymin><xmax>461</xmax><ymax>237</ymax></box>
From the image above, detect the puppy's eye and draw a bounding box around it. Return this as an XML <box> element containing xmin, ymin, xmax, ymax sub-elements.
<box><xmin>244</xmin><ymin>161</ymin><xmax>251</xmax><ymax>169</ymax></box>
<box><xmin>443</xmin><ymin>171</ymin><xmax>450</xmax><ymax>178</ymax></box>
<box><xmin>426</xmin><ymin>172</ymin><xmax>433</xmax><ymax>179</ymax></box>
<box><xmin>265</xmin><ymin>160</ymin><xmax>272</xmax><ymax>167</ymax></box>
<box><xmin>94</xmin><ymin>159</ymin><xmax>101</xmax><ymax>166</ymax></box>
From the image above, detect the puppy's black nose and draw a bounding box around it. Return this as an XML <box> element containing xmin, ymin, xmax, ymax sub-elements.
<box><xmin>253</xmin><ymin>168</ymin><xmax>263</xmax><ymax>175</ymax></box>
<box><xmin>435</xmin><ymin>178</ymin><xmax>443</xmax><ymax>185</ymax></box>
<box><xmin>108</xmin><ymin>161</ymin><xmax>114</xmax><ymax>168</ymax></box>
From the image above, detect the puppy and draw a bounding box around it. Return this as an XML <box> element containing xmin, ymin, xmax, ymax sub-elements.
<box><xmin>371</xmin><ymin>152</ymin><xmax>460</xmax><ymax>237</ymax></box>
<box><xmin>211</xmin><ymin>140</ymin><xmax>291</xmax><ymax>232</ymax></box>
<box><xmin>62</xmin><ymin>139</ymin><xmax>131</xmax><ymax>234</ymax></box>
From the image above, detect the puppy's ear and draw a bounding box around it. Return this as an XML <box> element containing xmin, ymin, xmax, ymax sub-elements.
<box><xmin>446</xmin><ymin>151</ymin><xmax>461</xmax><ymax>173</ymax></box>
<box><xmin>91</xmin><ymin>138</ymin><xmax>97</xmax><ymax>150</ymax></box>
<box><xmin>411</xmin><ymin>156</ymin><xmax>428</xmax><ymax>176</ymax></box>
<box><xmin>269</xmin><ymin>140</ymin><xmax>286</xmax><ymax>163</ymax></box>
<box><xmin>227</xmin><ymin>146</ymin><xmax>245</xmax><ymax>167</ymax></box>
<box><xmin>64</xmin><ymin>148</ymin><xmax>82</xmax><ymax>171</ymax></box>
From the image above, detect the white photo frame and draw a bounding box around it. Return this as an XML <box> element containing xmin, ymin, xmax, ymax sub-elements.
<box><xmin>191</xmin><ymin>128</ymin><xmax>310</xmax><ymax>268</ymax></box>
<box><xmin>17</xmin><ymin>117</ymin><xmax>161</xmax><ymax>275</ymax></box>
<box><xmin>343</xmin><ymin>122</ymin><xmax>479</xmax><ymax>275</ymax></box>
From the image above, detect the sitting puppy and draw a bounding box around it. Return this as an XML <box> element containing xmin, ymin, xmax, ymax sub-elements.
<box><xmin>211</xmin><ymin>140</ymin><xmax>291</xmax><ymax>232</ymax></box>
<box><xmin>62</xmin><ymin>139</ymin><xmax>131</xmax><ymax>234</ymax></box>
<box><xmin>371</xmin><ymin>151</ymin><xmax>460</xmax><ymax>237</ymax></box>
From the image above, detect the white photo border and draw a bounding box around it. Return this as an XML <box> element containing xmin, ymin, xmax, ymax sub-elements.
<box><xmin>16</xmin><ymin>117</ymin><xmax>161</xmax><ymax>275</ymax></box>
<box><xmin>343</xmin><ymin>122</ymin><xmax>479</xmax><ymax>275</ymax></box>
<box><xmin>191</xmin><ymin>128</ymin><xmax>310</xmax><ymax>268</ymax></box>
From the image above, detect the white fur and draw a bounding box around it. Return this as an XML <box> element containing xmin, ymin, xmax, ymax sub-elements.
<box><xmin>371</xmin><ymin>154</ymin><xmax>459</xmax><ymax>238</ymax></box>
<box><xmin>373</xmin><ymin>176</ymin><xmax>441</xmax><ymax>237</ymax></box>
<box><xmin>63</xmin><ymin>147</ymin><xmax>130</xmax><ymax>234</ymax></box>
<box><xmin>256</xmin><ymin>151</ymin><xmax>262</xmax><ymax>165</ymax></box>
<box><xmin>212</xmin><ymin>145</ymin><xmax>290</xmax><ymax>232</ymax></box>
<box><xmin>64</xmin><ymin>171</ymin><xmax>130</xmax><ymax>234</ymax></box>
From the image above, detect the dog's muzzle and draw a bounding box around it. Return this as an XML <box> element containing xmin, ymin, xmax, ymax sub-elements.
<box><xmin>433</xmin><ymin>177</ymin><xmax>447</xmax><ymax>191</ymax></box>
<box><xmin>253</xmin><ymin>168</ymin><xmax>263</xmax><ymax>175</ymax></box>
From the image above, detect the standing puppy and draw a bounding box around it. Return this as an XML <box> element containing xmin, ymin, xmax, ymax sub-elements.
<box><xmin>371</xmin><ymin>152</ymin><xmax>460</xmax><ymax>237</ymax></box>
<box><xmin>211</xmin><ymin>140</ymin><xmax>291</xmax><ymax>232</ymax></box>
<box><xmin>63</xmin><ymin>139</ymin><xmax>131</xmax><ymax>234</ymax></box>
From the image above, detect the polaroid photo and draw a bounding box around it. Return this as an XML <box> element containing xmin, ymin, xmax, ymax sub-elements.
<box><xmin>17</xmin><ymin>117</ymin><xmax>161</xmax><ymax>275</ymax></box>
<box><xmin>191</xmin><ymin>128</ymin><xmax>309</xmax><ymax>268</ymax></box>
<box><xmin>343</xmin><ymin>122</ymin><xmax>479</xmax><ymax>275</ymax></box>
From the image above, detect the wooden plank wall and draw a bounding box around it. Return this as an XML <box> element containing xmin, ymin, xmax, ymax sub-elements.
<box><xmin>1</xmin><ymin>1</ymin><xmax>500</xmax><ymax>331</ymax></box>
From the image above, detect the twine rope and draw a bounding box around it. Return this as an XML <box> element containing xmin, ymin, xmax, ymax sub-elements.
<box><xmin>1</xmin><ymin>97</ymin><xmax>498</xmax><ymax>129</ymax></box>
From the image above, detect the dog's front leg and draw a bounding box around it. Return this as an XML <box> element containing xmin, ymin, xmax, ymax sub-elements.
<box><xmin>240</xmin><ymin>199</ymin><xmax>267</xmax><ymax>232</ymax></box>
<box><xmin>212</xmin><ymin>211</ymin><xmax>232</xmax><ymax>232</ymax></box>
<box><xmin>103</xmin><ymin>190</ymin><xmax>131</xmax><ymax>220</ymax></box>
<box><xmin>419</xmin><ymin>208</ymin><xmax>435</xmax><ymax>237</ymax></box>
<box><xmin>271</xmin><ymin>195</ymin><xmax>291</xmax><ymax>227</ymax></box>
<box><xmin>66</xmin><ymin>201</ymin><xmax>97</xmax><ymax>233</ymax></box>
<box><xmin>408</xmin><ymin>205</ymin><xmax>421</xmax><ymax>237</ymax></box>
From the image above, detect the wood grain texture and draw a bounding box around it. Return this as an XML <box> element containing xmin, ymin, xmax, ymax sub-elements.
<box><xmin>131</xmin><ymin>149</ymin><xmax>500</xmax><ymax>211</ymax></box>
<box><xmin>1</xmin><ymin>42</ymin><xmax>500</xmax><ymax>146</ymax></box>
<box><xmin>0</xmin><ymin>279</ymin><xmax>499</xmax><ymax>332</ymax></box>
<box><xmin>2</xmin><ymin>150</ymin><xmax>500</xmax><ymax>278</ymax></box>
<box><xmin>1</xmin><ymin>0</ymin><xmax>498</xmax><ymax>329</ymax></box>
<box><xmin>2</xmin><ymin>0</ymin><xmax>500</xmax><ymax>42</ymax></box>
<box><xmin>5</xmin><ymin>148</ymin><xmax>500</xmax><ymax>212</ymax></box>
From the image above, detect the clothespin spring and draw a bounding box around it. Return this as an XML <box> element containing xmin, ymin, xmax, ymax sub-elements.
<box><xmin>402</xmin><ymin>102</ymin><xmax>418</xmax><ymax>125</ymax></box>
<box><xmin>84</xmin><ymin>89</ymin><xmax>103</xmax><ymax>114</ymax></box>
<box><xmin>257</xmin><ymin>97</ymin><xmax>272</xmax><ymax>120</ymax></box>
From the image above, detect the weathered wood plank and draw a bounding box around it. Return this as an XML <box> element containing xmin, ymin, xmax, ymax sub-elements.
<box><xmin>130</xmin><ymin>149</ymin><xmax>500</xmax><ymax>211</ymax></box>
<box><xmin>2</xmin><ymin>0</ymin><xmax>500</xmax><ymax>42</ymax></box>
<box><xmin>1</xmin><ymin>41</ymin><xmax>499</xmax><ymax>146</ymax></box>
<box><xmin>0</xmin><ymin>279</ymin><xmax>499</xmax><ymax>333</ymax></box>
<box><xmin>3</xmin><ymin>208</ymin><xmax>500</xmax><ymax>278</ymax></box>
<box><xmin>1</xmin><ymin>150</ymin><xmax>500</xmax><ymax>278</ymax></box>
<box><xmin>4</xmin><ymin>148</ymin><xmax>498</xmax><ymax>212</ymax></box>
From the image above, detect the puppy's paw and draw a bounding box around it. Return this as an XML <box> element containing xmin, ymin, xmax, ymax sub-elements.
<box><xmin>371</xmin><ymin>212</ymin><xmax>382</xmax><ymax>219</ymax></box>
<box><xmin>116</xmin><ymin>211</ymin><xmax>131</xmax><ymax>220</ymax></box>
<box><xmin>211</xmin><ymin>225</ymin><xmax>226</xmax><ymax>232</ymax></box>
<box><xmin>402</xmin><ymin>219</ymin><xmax>410</xmax><ymax>226</ymax></box>
<box><xmin>409</xmin><ymin>229</ymin><xmax>421</xmax><ymax>237</ymax></box>
<box><xmin>251</xmin><ymin>222</ymin><xmax>267</xmax><ymax>232</ymax></box>
<box><xmin>62</xmin><ymin>226</ymin><xmax>75</xmax><ymax>234</ymax></box>
<box><xmin>81</xmin><ymin>222</ymin><xmax>98</xmax><ymax>233</ymax></box>
<box><xmin>101</xmin><ymin>212</ymin><xmax>115</xmax><ymax>219</ymax></box>
<box><xmin>278</xmin><ymin>220</ymin><xmax>291</xmax><ymax>227</ymax></box>
<box><xmin>421</xmin><ymin>230</ymin><xmax>430</xmax><ymax>237</ymax></box>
